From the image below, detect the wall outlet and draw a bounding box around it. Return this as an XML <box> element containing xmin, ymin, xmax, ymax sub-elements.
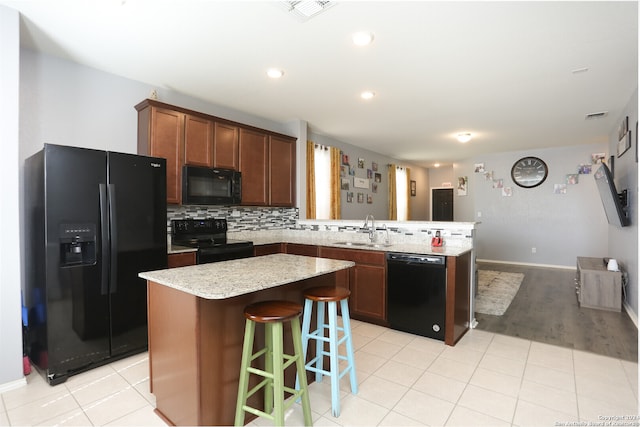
<box><xmin>477</xmin><ymin>211</ymin><xmax>482</xmax><ymax>218</ymax></box>
<box><xmin>531</xmin><ymin>247</ymin><xmax>537</xmax><ymax>253</ymax></box>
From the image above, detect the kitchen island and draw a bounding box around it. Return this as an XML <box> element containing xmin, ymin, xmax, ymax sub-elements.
<box><xmin>139</xmin><ymin>254</ymin><xmax>354</xmax><ymax>426</ymax></box>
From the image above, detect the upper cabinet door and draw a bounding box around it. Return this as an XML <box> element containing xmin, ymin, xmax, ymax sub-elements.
<box><xmin>146</xmin><ymin>107</ymin><xmax>184</xmax><ymax>205</ymax></box>
<box><xmin>184</xmin><ymin>114</ymin><xmax>213</xmax><ymax>168</ymax></box>
<box><xmin>239</xmin><ymin>128</ymin><xmax>269</xmax><ymax>206</ymax></box>
<box><xmin>213</xmin><ymin>122</ymin><xmax>239</xmax><ymax>170</ymax></box>
<box><xmin>269</xmin><ymin>136</ymin><xmax>296</xmax><ymax>207</ymax></box>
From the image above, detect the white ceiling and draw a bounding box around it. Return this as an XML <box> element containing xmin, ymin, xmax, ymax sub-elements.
<box><xmin>3</xmin><ymin>1</ymin><xmax>638</xmax><ymax>168</ymax></box>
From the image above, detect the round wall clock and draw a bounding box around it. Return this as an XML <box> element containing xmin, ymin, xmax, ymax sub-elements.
<box><xmin>511</xmin><ymin>157</ymin><xmax>548</xmax><ymax>188</ymax></box>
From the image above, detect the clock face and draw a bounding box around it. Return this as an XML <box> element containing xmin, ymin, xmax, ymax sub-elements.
<box><xmin>511</xmin><ymin>157</ymin><xmax>548</xmax><ymax>188</ymax></box>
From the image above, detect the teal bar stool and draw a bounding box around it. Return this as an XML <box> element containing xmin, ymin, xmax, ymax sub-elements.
<box><xmin>298</xmin><ymin>286</ymin><xmax>358</xmax><ymax>417</ymax></box>
<box><xmin>234</xmin><ymin>300</ymin><xmax>312</xmax><ymax>427</ymax></box>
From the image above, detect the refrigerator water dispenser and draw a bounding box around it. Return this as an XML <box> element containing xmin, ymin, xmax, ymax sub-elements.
<box><xmin>59</xmin><ymin>223</ymin><xmax>96</xmax><ymax>266</ymax></box>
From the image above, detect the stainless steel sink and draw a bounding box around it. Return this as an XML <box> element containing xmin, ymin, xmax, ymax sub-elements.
<box><xmin>333</xmin><ymin>241</ymin><xmax>392</xmax><ymax>248</ymax></box>
<box><xmin>369</xmin><ymin>243</ymin><xmax>393</xmax><ymax>248</ymax></box>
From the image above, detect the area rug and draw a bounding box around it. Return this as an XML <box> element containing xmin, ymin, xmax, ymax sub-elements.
<box><xmin>475</xmin><ymin>270</ymin><xmax>525</xmax><ymax>316</ymax></box>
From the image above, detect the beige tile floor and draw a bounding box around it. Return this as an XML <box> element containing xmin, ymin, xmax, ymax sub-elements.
<box><xmin>1</xmin><ymin>320</ymin><xmax>638</xmax><ymax>426</ymax></box>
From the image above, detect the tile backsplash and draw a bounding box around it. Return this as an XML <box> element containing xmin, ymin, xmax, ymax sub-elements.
<box><xmin>167</xmin><ymin>206</ymin><xmax>298</xmax><ymax>232</ymax></box>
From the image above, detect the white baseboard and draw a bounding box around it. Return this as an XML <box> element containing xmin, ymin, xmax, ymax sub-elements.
<box><xmin>477</xmin><ymin>258</ymin><xmax>575</xmax><ymax>270</ymax></box>
<box><xmin>623</xmin><ymin>301</ymin><xmax>638</xmax><ymax>328</ymax></box>
<box><xmin>0</xmin><ymin>376</ymin><xmax>26</xmax><ymax>393</ymax></box>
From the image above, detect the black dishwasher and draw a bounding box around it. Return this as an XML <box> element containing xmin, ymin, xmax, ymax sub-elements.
<box><xmin>387</xmin><ymin>252</ymin><xmax>446</xmax><ymax>341</ymax></box>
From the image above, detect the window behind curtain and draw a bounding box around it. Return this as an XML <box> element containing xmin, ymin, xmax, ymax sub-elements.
<box><xmin>396</xmin><ymin>167</ymin><xmax>408</xmax><ymax>221</ymax></box>
<box><xmin>314</xmin><ymin>145</ymin><xmax>331</xmax><ymax>219</ymax></box>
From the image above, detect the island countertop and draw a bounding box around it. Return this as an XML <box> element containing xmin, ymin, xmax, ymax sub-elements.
<box><xmin>139</xmin><ymin>253</ymin><xmax>355</xmax><ymax>300</ymax></box>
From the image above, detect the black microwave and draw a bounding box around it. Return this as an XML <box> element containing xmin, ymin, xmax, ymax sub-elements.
<box><xmin>182</xmin><ymin>166</ymin><xmax>242</xmax><ymax>205</ymax></box>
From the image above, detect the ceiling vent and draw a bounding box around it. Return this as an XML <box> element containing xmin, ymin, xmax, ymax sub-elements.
<box><xmin>281</xmin><ymin>1</ymin><xmax>336</xmax><ymax>21</ymax></box>
<box><xmin>585</xmin><ymin>111</ymin><xmax>609</xmax><ymax>120</ymax></box>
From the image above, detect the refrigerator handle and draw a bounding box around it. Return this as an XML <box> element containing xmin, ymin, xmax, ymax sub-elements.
<box><xmin>108</xmin><ymin>184</ymin><xmax>118</xmax><ymax>294</ymax></box>
<box><xmin>99</xmin><ymin>184</ymin><xmax>110</xmax><ymax>296</ymax></box>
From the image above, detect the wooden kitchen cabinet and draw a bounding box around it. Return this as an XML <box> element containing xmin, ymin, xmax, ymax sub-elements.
<box><xmin>318</xmin><ymin>246</ymin><xmax>387</xmax><ymax>325</ymax></box>
<box><xmin>254</xmin><ymin>243</ymin><xmax>283</xmax><ymax>256</ymax></box>
<box><xmin>446</xmin><ymin>252</ymin><xmax>471</xmax><ymax>346</ymax></box>
<box><xmin>238</xmin><ymin>130</ymin><xmax>296</xmax><ymax>207</ymax></box>
<box><xmin>213</xmin><ymin>122</ymin><xmax>239</xmax><ymax>170</ymax></box>
<box><xmin>576</xmin><ymin>256</ymin><xmax>622</xmax><ymax>312</ymax></box>
<box><xmin>184</xmin><ymin>114</ymin><xmax>213</xmax><ymax>168</ymax></box>
<box><xmin>136</xmin><ymin>100</ymin><xmax>184</xmax><ymax>204</ymax></box>
<box><xmin>269</xmin><ymin>136</ymin><xmax>296</xmax><ymax>206</ymax></box>
<box><xmin>239</xmin><ymin>128</ymin><xmax>269</xmax><ymax>206</ymax></box>
<box><xmin>285</xmin><ymin>243</ymin><xmax>318</xmax><ymax>256</ymax></box>
<box><xmin>168</xmin><ymin>252</ymin><xmax>196</xmax><ymax>268</ymax></box>
<box><xmin>136</xmin><ymin>99</ymin><xmax>296</xmax><ymax>207</ymax></box>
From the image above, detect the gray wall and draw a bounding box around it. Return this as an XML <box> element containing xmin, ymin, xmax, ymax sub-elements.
<box><xmin>309</xmin><ymin>131</ymin><xmax>431</xmax><ymax>220</ymax></box>
<box><xmin>0</xmin><ymin>5</ymin><xmax>24</xmax><ymax>389</ymax></box>
<box><xmin>457</xmin><ymin>143</ymin><xmax>610</xmax><ymax>266</ymax></box>
<box><xmin>19</xmin><ymin>49</ymin><xmax>295</xmax><ymax>161</ymax></box>
<box><xmin>409</xmin><ymin>166</ymin><xmax>429</xmax><ymax>220</ymax></box>
<box><xmin>606</xmin><ymin>90</ymin><xmax>638</xmax><ymax>316</ymax></box>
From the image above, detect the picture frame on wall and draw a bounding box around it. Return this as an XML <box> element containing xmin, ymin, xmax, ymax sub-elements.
<box><xmin>617</xmin><ymin>131</ymin><xmax>631</xmax><ymax>157</ymax></box>
<box><xmin>354</xmin><ymin>177</ymin><xmax>369</xmax><ymax>189</ymax></box>
<box><xmin>618</xmin><ymin>116</ymin><xmax>629</xmax><ymax>141</ymax></box>
<box><xmin>410</xmin><ymin>180</ymin><xmax>416</xmax><ymax>196</ymax></box>
<box><xmin>341</xmin><ymin>178</ymin><xmax>350</xmax><ymax>190</ymax></box>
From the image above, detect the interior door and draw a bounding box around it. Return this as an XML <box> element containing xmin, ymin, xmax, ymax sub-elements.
<box><xmin>432</xmin><ymin>188</ymin><xmax>454</xmax><ymax>221</ymax></box>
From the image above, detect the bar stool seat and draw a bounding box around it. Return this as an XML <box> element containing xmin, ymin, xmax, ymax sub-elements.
<box><xmin>235</xmin><ymin>300</ymin><xmax>312</xmax><ymax>426</ymax></box>
<box><xmin>298</xmin><ymin>286</ymin><xmax>358</xmax><ymax>417</ymax></box>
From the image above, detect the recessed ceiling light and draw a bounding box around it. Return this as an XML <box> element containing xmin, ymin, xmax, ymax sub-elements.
<box><xmin>434</xmin><ymin>163</ymin><xmax>441</xmax><ymax>168</ymax></box>
<box><xmin>456</xmin><ymin>133</ymin><xmax>472</xmax><ymax>143</ymax></box>
<box><xmin>352</xmin><ymin>31</ymin><xmax>374</xmax><ymax>46</ymax></box>
<box><xmin>360</xmin><ymin>91</ymin><xmax>375</xmax><ymax>100</ymax></box>
<box><xmin>266</xmin><ymin>68</ymin><xmax>285</xmax><ymax>79</ymax></box>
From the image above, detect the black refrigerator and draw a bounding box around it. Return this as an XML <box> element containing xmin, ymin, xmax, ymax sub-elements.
<box><xmin>24</xmin><ymin>143</ymin><xmax>167</xmax><ymax>385</ymax></box>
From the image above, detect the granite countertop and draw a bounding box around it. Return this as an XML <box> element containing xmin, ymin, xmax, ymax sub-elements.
<box><xmin>168</xmin><ymin>237</ymin><xmax>471</xmax><ymax>257</ymax></box>
<box><xmin>240</xmin><ymin>233</ymin><xmax>472</xmax><ymax>257</ymax></box>
<box><xmin>140</xmin><ymin>253</ymin><xmax>354</xmax><ymax>300</ymax></box>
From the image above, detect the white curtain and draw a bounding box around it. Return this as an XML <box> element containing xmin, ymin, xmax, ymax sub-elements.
<box><xmin>396</xmin><ymin>167</ymin><xmax>408</xmax><ymax>221</ymax></box>
<box><xmin>314</xmin><ymin>144</ymin><xmax>331</xmax><ymax>219</ymax></box>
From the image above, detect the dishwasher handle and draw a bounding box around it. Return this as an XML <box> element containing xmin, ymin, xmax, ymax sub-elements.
<box><xmin>387</xmin><ymin>252</ymin><xmax>446</xmax><ymax>265</ymax></box>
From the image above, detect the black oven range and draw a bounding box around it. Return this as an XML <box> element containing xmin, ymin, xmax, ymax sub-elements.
<box><xmin>171</xmin><ymin>218</ymin><xmax>254</xmax><ymax>264</ymax></box>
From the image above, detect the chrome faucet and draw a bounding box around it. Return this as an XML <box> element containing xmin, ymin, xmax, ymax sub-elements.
<box><xmin>382</xmin><ymin>224</ymin><xmax>390</xmax><ymax>244</ymax></box>
<box><xmin>363</xmin><ymin>214</ymin><xmax>375</xmax><ymax>242</ymax></box>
